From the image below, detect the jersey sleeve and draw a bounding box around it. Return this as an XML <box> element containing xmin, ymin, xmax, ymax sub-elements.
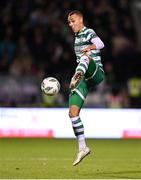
<box><xmin>86</xmin><ymin>29</ymin><xmax>104</xmax><ymax>49</ymax></box>
<box><xmin>86</xmin><ymin>29</ymin><xmax>98</xmax><ymax>42</ymax></box>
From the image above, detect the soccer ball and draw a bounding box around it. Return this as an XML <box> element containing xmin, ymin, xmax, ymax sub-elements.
<box><xmin>41</xmin><ymin>77</ymin><xmax>60</xmax><ymax>96</ymax></box>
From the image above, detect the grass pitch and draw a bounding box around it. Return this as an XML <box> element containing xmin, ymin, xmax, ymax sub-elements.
<box><xmin>0</xmin><ymin>138</ymin><xmax>141</xmax><ymax>179</ymax></box>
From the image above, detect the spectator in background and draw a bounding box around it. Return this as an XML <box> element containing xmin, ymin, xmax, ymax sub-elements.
<box><xmin>127</xmin><ymin>77</ymin><xmax>141</xmax><ymax>108</ymax></box>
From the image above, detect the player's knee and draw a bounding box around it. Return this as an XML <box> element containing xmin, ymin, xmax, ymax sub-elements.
<box><xmin>80</xmin><ymin>55</ymin><xmax>90</xmax><ymax>63</ymax></box>
<box><xmin>69</xmin><ymin>110</ymin><xmax>78</xmax><ymax>118</ymax></box>
<box><xmin>69</xmin><ymin>105</ymin><xmax>80</xmax><ymax>118</ymax></box>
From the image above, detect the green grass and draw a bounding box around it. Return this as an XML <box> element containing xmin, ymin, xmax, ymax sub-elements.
<box><xmin>0</xmin><ymin>139</ymin><xmax>141</xmax><ymax>179</ymax></box>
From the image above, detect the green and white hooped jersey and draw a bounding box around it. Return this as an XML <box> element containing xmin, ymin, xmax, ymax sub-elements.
<box><xmin>74</xmin><ymin>26</ymin><xmax>104</xmax><ymax>73</ymax></box>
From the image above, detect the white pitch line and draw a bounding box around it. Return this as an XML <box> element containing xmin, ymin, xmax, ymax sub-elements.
<box><xmin>0</xmin><ymin>157</ymin><xmax>72</xmax><ymax>161</ymax></box>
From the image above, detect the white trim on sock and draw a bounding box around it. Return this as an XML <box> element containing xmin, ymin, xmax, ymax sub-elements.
<box><xmin>73</xmin><ymin>122</ymin><xmax>82</xmax><ymax>127</ymax></box>
<box><xmin>70</xmin><ymin>116</ymin><xmax>79</xmax><ymax>122</ymax></box>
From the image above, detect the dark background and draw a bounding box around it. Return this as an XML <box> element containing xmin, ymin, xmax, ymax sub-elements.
<box><xmin>0</xmin><ymin>0</ymin><xmax>141</xmax><ymax>108</ymax></box>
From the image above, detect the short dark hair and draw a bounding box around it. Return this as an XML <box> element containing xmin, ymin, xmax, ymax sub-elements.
<box><xmin>68</xmin><ymin>10</ymin><xmax>83</xmax><ymax>17</ymax></box>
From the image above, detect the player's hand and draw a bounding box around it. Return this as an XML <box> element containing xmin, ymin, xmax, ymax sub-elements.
<box><xmin>70</xmin><ymin>71</ymin><xmax>83</xmax><ymax>90</ymax></box>
<box><xmin>81</xmin><ymin>44</ymin><xmax>96</xmax><ymax>53</ymax></box>
<box><xmin>81</xmin><ymin>46</ymin><xmax>91</xmax><ymax>53</ymax></box>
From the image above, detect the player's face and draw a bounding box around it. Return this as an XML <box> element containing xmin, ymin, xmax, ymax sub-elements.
<box><xmin>68</xmin><ymin>14</ymin><xmax>83</xmax><ymax>33</ymax></box>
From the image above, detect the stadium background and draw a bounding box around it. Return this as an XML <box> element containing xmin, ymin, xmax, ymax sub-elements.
<box><xmin>0</xmin><ymin>0</ymin><xmax>141</xmax><ymax>178</ymax></box>
<box><xmin>0</xmin><ymin>0</ymin><xmax>141</xmax><ymax>138</ymax></box>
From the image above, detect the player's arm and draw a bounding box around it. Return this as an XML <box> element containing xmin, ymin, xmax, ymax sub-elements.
<box><xmin>70</xmin><ymin>55</ymin><xmax>90</xmax><ymax>89</ymax></box>
<box><xmin>81</xmin><ymin>32</ymin><xmax>104</xmax><ymax>53</ymax></box>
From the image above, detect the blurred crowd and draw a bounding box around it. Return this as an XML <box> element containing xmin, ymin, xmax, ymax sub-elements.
<box><xmin>0</xmin><ymin>0</ymin><xmax>141</xmax><ymax>108</ymax></box>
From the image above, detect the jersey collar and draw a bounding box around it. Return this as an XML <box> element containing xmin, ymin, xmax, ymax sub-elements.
<box><xmin>79</xmin><ymin>26</ymin><xmax>86</xmax><ymax>33</ymax></box>
<box><xmin>75</xmin><ymin>26</ymin><xmax>86</xmax><ymax>36</ymax></box>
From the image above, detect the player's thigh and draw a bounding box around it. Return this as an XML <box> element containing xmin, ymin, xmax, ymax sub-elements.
<box><xmin>88</xmin><ymin>68</ymin><xmax>104</xmax><ymax>88</ymax></box>
<box><xmin>69</xmin><ymin>78</ymin><xmax>88</xmax><ymax>108</ymax></box>
<box><xmin>69</xmin><ymin>92</ymin><xmax>84</xmax><ymax>109</ymax></box>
